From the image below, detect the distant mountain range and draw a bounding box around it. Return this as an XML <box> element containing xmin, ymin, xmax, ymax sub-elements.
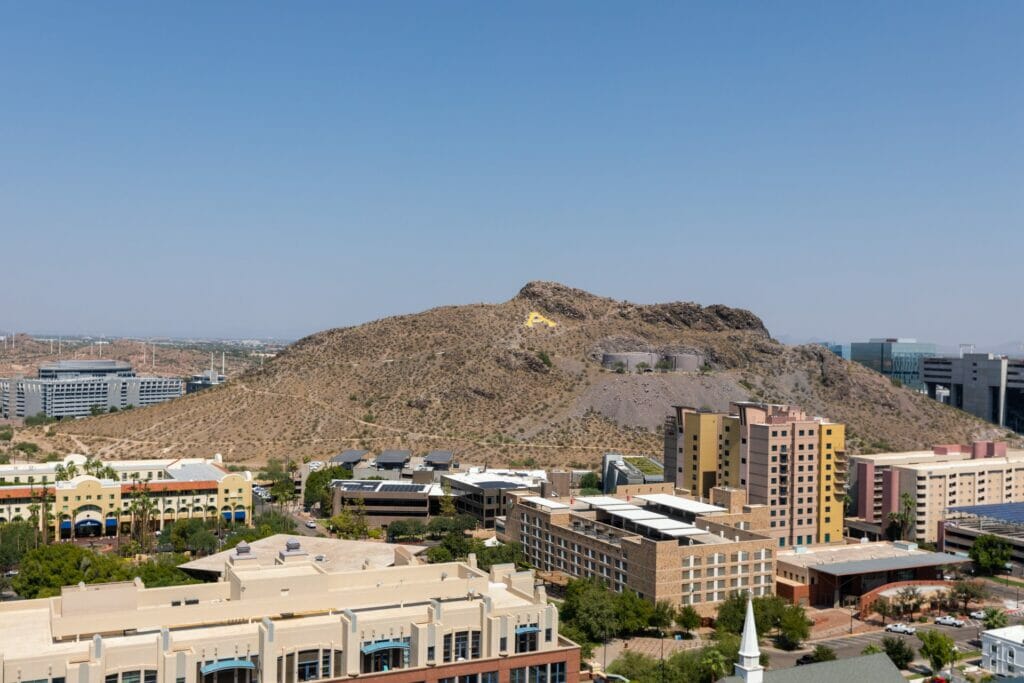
<box><xmin>19</xmin><ymin>282</ymin><xmax>1012</xmax><ymax>467</ymax></box>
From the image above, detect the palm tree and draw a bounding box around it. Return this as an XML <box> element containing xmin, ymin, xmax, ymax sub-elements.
<box><xmin>700</xmin><ymin>649</ymin><xmax>728</xmax><ymax>683</ymax></box>
<box><xmin>983</xmin><ymin>607</ymin><xmax>1009</xmax><ymax>630</ymax></box>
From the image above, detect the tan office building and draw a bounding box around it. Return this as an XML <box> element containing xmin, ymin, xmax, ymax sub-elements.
<box><xmin>502</xmin><ymin>488</ymin><xmax>775</xmax><ymax>616</ymax></box>
<box><xmin>0</xmin><ymin>540</ymin><xmax>578</xmax><ymax>683</ymax></box>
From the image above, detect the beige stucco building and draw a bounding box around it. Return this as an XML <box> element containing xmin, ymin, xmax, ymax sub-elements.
<box><xmin>0</xmin><ymin>541</ymin><xmax>578</xmax><ymax>683</ymax></box>
<box><xmin>0</xmin><ymin>454</ymin><xmax>252</xmax><ymax>537</ymax></box>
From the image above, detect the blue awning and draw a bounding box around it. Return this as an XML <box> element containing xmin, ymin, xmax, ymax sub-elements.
<box><xmin>361</xmin><ymin>640</ymin><xmax>410</xmax><ymax>654</ymax></box>
<box><xmin>105</xmin><ymin>518</ymin><xmax>118</xmax><ymax>527</ymax></box>
<box><xmin>60</xmin><ymin>520</ymin><xmax>71</xmax><ymax>529</ymax></box>
<box><xmin>234</xmin><ymin>510</ymin><xmax>246</xmax><ymax>521</ymax></box>
<box><xmin>222</xmin><ymin>511</ymin><xmax>232</xmax><ymax>520</ymax></box>
<box><xmin>75</xmin><ymin>519</ymin><xmax>101</xmax><ymax>528</ymax></box>
<box><xmin>200</xmin><ymin>660</ymin><xmax>255</xmax><ymax>676</ymax></box>
<box><xmin>515</xmin><ymin>626</ymin><xmax>541</xmax><ymax>635</ymax></box>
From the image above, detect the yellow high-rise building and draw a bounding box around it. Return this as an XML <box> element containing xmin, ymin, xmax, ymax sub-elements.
<box><xmin>816</xmin><ymin>422</ymin><xmax>846</xmax><ymax>544</ymax></box>
<box><xmin>676</xmin><ymin>409</ymin><xmax>739</xmax><ymax>498</ymax></box>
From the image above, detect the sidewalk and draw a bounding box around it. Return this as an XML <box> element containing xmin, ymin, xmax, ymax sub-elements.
<box><xmin>592</xmin><ymin>635</ymin><xmax>703</xmax><ymax>669</ymax></box>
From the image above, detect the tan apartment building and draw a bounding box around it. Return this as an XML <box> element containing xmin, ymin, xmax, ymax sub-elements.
<box><xmin>502</xmin><ymin>488</ymin><xmax>775</xmax><ymax>617</ymax></box>
<box><xmin>665</xmin><ymin>403</ymin><xmax>846</xmax><ymax>549</ymax></box>
<box><xmin>868</xmin><ymin>445</ymin><xmax>1024</xmax><ymax>543</ymax></box>
<box><xmin>0</xmin><ymin>453</ymin><xmax>252</xmax><ymax>537</ymax></box>
<box><xmin>0</xmin><ymin>538</ymin><xmax>578</xmax><ymax>683</ymax></box>
<box><xmin>849</xmin><ymin>441</ymin><xmax>1017</xmax><ymax>535</ymax></box>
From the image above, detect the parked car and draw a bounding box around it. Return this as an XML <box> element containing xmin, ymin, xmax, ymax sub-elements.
<box><xmin>970</xmin><ymin>610</ymin><xmax>988</xmax><ymax>620</ymax></box>
<box><xmin>795</xmin><ymin>654</ymin><xmax>815</xmax><ymax>666</ymax></box>
<box><xmin>885</xmin><ymin>623</ymin><xmax>917</xmax><ymax>635</ymax></box>
<box><xmin>305</xmin><ymin>521</ymin><xmax>317</xmax><ymax>529</ymax></box>
<box><xmin>936</xmin><ymin>616</ymin><xmax>965</xmax><ymax>627</ymax></box>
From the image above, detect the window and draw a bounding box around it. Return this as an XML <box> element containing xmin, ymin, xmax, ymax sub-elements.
<box><xmin>144</xmin><ymin>673</ymin><xmax>157</xmax><ymax>683</ymax></box>
<box><xmin>298</xmin><ymin>650</ymin><xmax>320</xmax><ymax>681</ymax></box>
<box><xmin>483</xmin><ymin>673</ymin><xmax>499</xmax><ymax>683</ymax></box>
<box><xmin>460</xmin><ymin>676</ymin><xmax>479</xmax><ymax>683</ymax></box>
<box><xmin>512</xmin><ymin>669</ymin><xmax>527</xmax><ymax>683</ymax></box>
<box><xmin>551</xmin><ymin>663</ymin><xmax>567</xmax><ymax>683</ymax></box>
<box><xmin>427</xmin><ymin>646</ymin><xmax>435</xmax><ymax>661</ymax></box>
<box><xmin>444</xmin><ymin>634</ymin><xmax>453</xmax><ymax>662</ymax></box>
<box><xmin>517</xmin><ymin>627</ymin><xmax>539</xmax><ymax>653</ymax></box>
<box><xmin>500</xmin><ymin>636</ymin><xmax>508</xmax><ymax>652</ymax></box>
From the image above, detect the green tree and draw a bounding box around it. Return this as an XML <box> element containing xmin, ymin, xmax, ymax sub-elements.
<box><xmin>700</xmin><ymin>649</ymin><xmax>729</xmax><ymax>682</ymax></box>
<box><xmin>776</xmin><ymin>604</ymin><xmax>811</xmax><ymax>650</ymax></box>
<box><xmin>880</xmin><ymin>635</ymin><xmax>915</xmax><ymax>669</ymax></box>
<box><xmin>328</xmin><ymin>498</ymin><xmax>369</xmax><ymax>539</ymax></box>
<box><xmin>578</xmin><ymin>472</ymin><xmax>600</xmax><ymax>491</ymax></box>
<box><xmin>270</xmin><ymin>478</ymin><xmax>295</xmax><ymax>507</ymax></box>
<box><xmin>810</xmin><ymin>645</ymin><xmax>837</xmax><ymax>662</ymax></box>
<box><xmin>127</xmin><ymin>482</ymin><xmax>157</xmax><ymax>553</ymax></box>
<box><xmin>615</xmin><ymin>589</ymin><xmax>655</xmax><ymax>637</ymax></box>
<box><xmin>982</xmin><ymin>607</ymin><xmax>1009</xmax><ymax>630</ymax></box>
<box><xmin>649</xmin><ymin>600</ymin><xmax>675</xmax><ymax>635</ymax></box>
<box><xmin>969</xmin><ymin>534</ymin><xmax>1013</xmax><ymax>575</ymax></box>
<box><xmin>951</xmin><ymin>579</ymin><xmax>988</xmax><ymax>612</ymax></box>
<box><xmin>12</xmin><ymin>544</ymin><xmax>129</xmax><ymax>598</ymax></box>
<box><xmin>676</xmin><ymin>604</ymin><xmax>701</xmax><ymax>636</ymax></box>
<box><xmin>302</xmin><ymin>465</ymin><xmax>352</xmax><ymax>513</ymax></box>
<box><xmin>918</xmin><ymin>629</ymin><xmax>957</xmax><ymax>678</ymax></box>
<box><xmin>438</xmin><ymin>480</ymin><xmax>457</xmax><ymax>517</ymax></box>
<box><xmin>873</xmin><ymin>596</ymin><xmax>893</xmax><ymax>625</ymax></box>
<box><xmin>560</xmin><ymin>577</ymin><xmax>619</xmax><ymax>643</ymax></box>
<box><xmin>861</xmin><ymin>643</ymin><xmax>882</xmax><ymax>655</ymax></box>
<box><xmin>475</xmin><ymin>541</ymin><xmax>524</xmax><ymax>571</ymax></box>
<box><xmin>896</xmin><ymin>585</ymin><xmax>923</xmax><ymax>618</ymax></box>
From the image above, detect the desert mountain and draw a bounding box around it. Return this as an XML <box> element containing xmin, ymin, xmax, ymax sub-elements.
<box><xmin>23</xmin><ymin>282</ymin><xmax>1009</xmax><ymax>467</ymax></box>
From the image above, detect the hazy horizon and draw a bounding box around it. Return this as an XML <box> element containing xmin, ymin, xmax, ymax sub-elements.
<box><xmin>2</xmin><ymin>3</ymin><xmax>1020</xmax><ymax>346</ymax></box>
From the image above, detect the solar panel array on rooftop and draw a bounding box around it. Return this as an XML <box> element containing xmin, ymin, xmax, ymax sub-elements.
<box><xmin>376</xmin><ymin>451</ymin><xmax>412</xmax><ymax>464</ymax></box>
<box><xmin>948</xmin><ymin>502</ymin><xmax>1024</xmax><ymax>525</ymax></box>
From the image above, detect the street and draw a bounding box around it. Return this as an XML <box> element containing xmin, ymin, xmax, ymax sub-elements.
<box><xmin>255</xmin><ymin>499</ymin><xmax>323</xmax><ymax>537</ymax></box>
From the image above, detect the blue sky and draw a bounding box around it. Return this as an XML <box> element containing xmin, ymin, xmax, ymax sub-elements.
<box><xmin>1</xmin><ymin>2</ymin><xmax>1021</xmax><ymax>346</ymax></box>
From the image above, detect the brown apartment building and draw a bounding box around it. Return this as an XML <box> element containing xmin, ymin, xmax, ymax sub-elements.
<box><xmin>665</xmin><ymin>403</ymin><xmax>846</xmax><ymax>549</ymax></box>
<box><xmin>501</xmin><ymin>488</ymin><xmax>775</xmax><ymax>617</ymax></box>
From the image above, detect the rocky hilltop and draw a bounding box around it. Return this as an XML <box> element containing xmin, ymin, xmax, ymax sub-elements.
<box><xmin>20</xmin><ymin>282</ymin><xmax>1007</xmax><ymax>467</ymax></box>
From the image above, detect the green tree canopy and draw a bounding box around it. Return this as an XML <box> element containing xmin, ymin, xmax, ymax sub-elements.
<box><xmin>917</xmin><ymin>629</ymin><xmax>957</xmax><ymax>677</ymax></box>
<box><xmin>950</xmin><ymin>579</ymin><xmax>988</xmax><ymax>612</ymax></box>
<box><xmin>676</xmin><ymin>604</ymin><xmax>701</xmax><ymax>635</ymax></box>
<box><xmin>578</xmin><ymin>472</ymin><xmax>600</xmax><ymax>490</ymax></box>
<box><xmin>776</xmin><ymin>604</ymin><xmax>811</xmax><ymax>650</ymax></box>
<box><xmin>810</xmin><ymin>645</ymin><xmax>837</xmax><ymax>662</ymax></box>
<box><xmin>881</xmin><ymin>635</ymin><xmax>915</xmax><ymax>669</ymax></box>
<box><xmin>560</xmin><ymin>578</ymin><xmax>619</xmax><ymax>643</ymax></box>
<box><xmin>302</xmin><ymin>465</ymin><xmax>352</xmax><ymax>513</ymax></box>
<box><xmin>969</xmin><ymin>534</ymin><xmax>1012</xmax><ymax>575</ymax></box>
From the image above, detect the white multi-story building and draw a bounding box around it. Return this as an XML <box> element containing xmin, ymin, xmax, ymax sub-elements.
<box><xmin>0</xmin><ymin>360</ymin><xmax>183</xmax><ymax>418</ymax></box>
<box><xmin>982</xmin><ymin>624</ymin><xmax>1024</xmax><ymax>677</ymax></box>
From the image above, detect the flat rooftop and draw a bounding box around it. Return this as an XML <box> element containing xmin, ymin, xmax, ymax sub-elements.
<box><xmin>445</xmin><ymin>469</ymin><xmax>547</xmax><ymax>488</ymax></box>
<box><xmin>778</xmin><ymin>541</ymin><xmax>970</xmax><ymax>576</ymax></box>
<box><xmin>179</xmin><ymin>534</ymin><xmax>426</xmax><ymax>576</ymax></box>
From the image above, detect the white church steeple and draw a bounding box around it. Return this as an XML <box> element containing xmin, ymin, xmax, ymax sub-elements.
<box><xmin>734</xmin><ymin>597</ymin><xmax>764</xmax><ymax>683</ymax></box>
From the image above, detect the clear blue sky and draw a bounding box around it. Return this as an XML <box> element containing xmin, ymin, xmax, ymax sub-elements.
<box><xmin>1</xmin><ymin>2</ymin><xmax>1021</xmax><ymax>347</ymax></box>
